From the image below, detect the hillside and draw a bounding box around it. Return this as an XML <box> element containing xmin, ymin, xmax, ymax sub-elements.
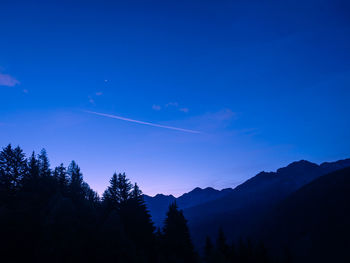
<box><xmin>144</xmin><ymin>158</ymin><xmax>350</xmax><ymax>246</ymax></box>
<box><xmin>260</xmin><ymin>166</ymin><xmax>350</xmax><ymax>262</ymax></box>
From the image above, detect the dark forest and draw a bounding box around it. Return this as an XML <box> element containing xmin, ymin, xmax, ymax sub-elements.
<box><xmin>1</xmin><ymin>144</ymin><xmax>350</xmax><ymax>263</ymax></box>
<box><xmin>0</xmin><ymin>144</ymin><xmax>276</xmax><ymax>263</ymax></box>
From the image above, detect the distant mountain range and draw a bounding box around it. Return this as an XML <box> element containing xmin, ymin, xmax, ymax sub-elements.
<box><xmin>144</xmin><ymin>158</ymin><xmax>350</xmax><ymax>250</ymax></box>
<box><xmin>144</xmin><ymin>187</ymin><xmax>234</xmax><ymax>227</ymax></box>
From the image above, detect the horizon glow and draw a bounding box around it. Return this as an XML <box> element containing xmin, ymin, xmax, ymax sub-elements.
<box><xmin>0</xmin><ymin>0</ymin><xmax>349</xmax><ymax>196</ymax></box>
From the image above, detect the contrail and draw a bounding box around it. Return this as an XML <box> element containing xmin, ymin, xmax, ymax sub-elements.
<box><xmin>83</xmin><ymin>110</ymin><xmax>201</xmax><ymax>134</ymax></box>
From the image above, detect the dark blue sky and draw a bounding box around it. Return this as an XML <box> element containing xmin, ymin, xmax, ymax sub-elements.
<box><xmin>1</xmin><ymin>0</ymin><xmax>349</xmax><ymax>196</ymax></box>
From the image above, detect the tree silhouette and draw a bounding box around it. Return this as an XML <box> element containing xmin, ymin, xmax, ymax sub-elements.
<box><xmin>0</xmin><ymin>143</ymin><xmax>281</xmax><ymax>263</ymax></box>
<box><xmin>162</xmin><ymin>202</ymin><xmax>197</xmax><ymax>263</ymax></box>
<box><xmin>0</xmin><ymin>144</ymin><xmax>27</xmax><ymax>196</ymax></box>
<box><xmin>117</xmin><ymin>172</ymin><xmax>132</xmax><ymax>204</ymax></box>
<box><xmin>38</xmin><ymin>148</ymin><xmax>51</xmax><ymax>177</ymax></box>
<box><xmin>131</xmin><ymin>182</ymin><xmax>142</xmax><ymax>199</ymax></box>
<box><xmin>27</xmin><ymin>151</ymin><xmax>39</xmax><ymax>180</ymax></box>
<box><xmin>123</xmin><ymin>183</ymin><xmax>156</xmax><ymax>262</ymax></box>
<box><xmin>54</xmin><ymin>163</ymin><xmax>68</xmax><ymax>193</ymax></box>
<box><xmin>102</xmin><ymin>172</ymin><xmax>119</xmax><ymax>208</ymax></box>
<box><xmin>67</xmin><ymin>160</ymin><xmax>84</xmax><ymax>199</ymax></box>
<box><xmin>103</xmin><ymin>172</ymin><xmax>132</xmax><ymax>208</ymax></box>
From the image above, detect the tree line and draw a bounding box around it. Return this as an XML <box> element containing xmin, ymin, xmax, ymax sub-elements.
<box><xmin>0</xmin><ymin>144</ymin><xmax>275</xmax><ymax>263</ymax></box>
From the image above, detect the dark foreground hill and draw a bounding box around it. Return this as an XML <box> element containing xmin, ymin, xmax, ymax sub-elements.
<box><xmin>260</xmin><ymin>166</ymin><xmax>350</xmax><ymax>263</ymax></box>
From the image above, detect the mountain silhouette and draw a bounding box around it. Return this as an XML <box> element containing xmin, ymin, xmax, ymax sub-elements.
<box><xmin>144</xmin><ymin>158</ymin><xmax>350</xmax><ymax>246</ymax></box>
<box><xmin>1</xmin><ymin>143</ymin><xmax>349</xmax><ymax>262</ymax></box>
<box><xmin>260</xmin><ymin>166</ymin><xmax>350</xmax><ymax>263</ymax></box>
<box><xmin>144</xmin><ymin>187</ymin><xmax>234</xmax><ymax>226</ymax></box>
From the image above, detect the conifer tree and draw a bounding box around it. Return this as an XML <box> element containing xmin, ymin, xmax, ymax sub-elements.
<box><xmin>27</xmin><ymin>151</ymin><xmax>39</xmax><ymax>180</ymax></box>
<box><xmin>53</xmin><ymin>167</ymin><xmax>59</xmax><ymax>180</ymax></box>
<box><xmin>0</xmin><ymin>144</ymin><xmax>27</xmax><ymax>194</ymax></box>
<box><xmin>54</xmin><ymin>163</ymin><xmax>68</xmax><ymax>192</ymax></box>
<box><xmin>116</xmin><ymin>172</ymin><xmax>132</xmax><ymax>204</ymax></box>
<box><xmin>82</xmin><ymin>182</ymin><xmax>100</xmax><ymax>204</ymax></box>
<box><xmin>123</xmin><ymin>183</ymin><xmax>156</xmax><ymax>262</ymax></box>
<box><xmin>38</xmin><ymin>148</ymin><xmax>51</xmax><ymax>177</ymax></box>
<box><xmin>162</xmin><ymin>202</ymin><xmax>197</xmax><ymax>263</ymax></box>
<box><xmin>67</xmin><ymin>160</ymin><xmax>83</xmax><ymax>198</ymax></box>
<box><xmin>130</xmin><ymin>182</ymin><xmax>142</xmax><ymax>200</ymax></box>
<box><xmin>102</xmin><ymin>172</ymin><xmax>119</xmax><ymax>208</ymax></box>
<box><xmin>103</xmin><ymin>172</ymin><xmax>132</xmax><ymax>207</ymax></box>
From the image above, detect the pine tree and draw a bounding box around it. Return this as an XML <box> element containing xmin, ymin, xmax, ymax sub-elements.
<box><xmin>27</xmin><ymin>151</ymin><xmax>39</xmax><ymax>180</ymax></box>
<box><xmin>67</xmin><ymin>160</ymin><xmax>83</xmax><ymax>199</ymax></box>
<box><xmin>162</xmin><ymin>202</ymin><xmax>197</xmax><ymax>263</ymax></box>
<box><xmin>123</xmin><ymin>183</ymin><xmax>156</xmax><ymax>262</ymax></box>
<box><xmin>38</xmin><ymin>148</ymin><xmax>51</xmax><ymax>177</ymax></box>
<box><xmin>130</xmin><ymin>182</ymin><xmax>142</xmax><ymax>200</ymax></box>
<box><xmin>103</xmin><ymin>172</ymin><xmax>132</xmax><ymax>208</ymax></box>
<box><xmin>82</xmin><ymin>182</ymin><xmax>100</xmax><ymax>204</ymax></box>
<box><xmin>102</xmin><ymin>172</ymin><xmax>119</xmax><ymax>208</ymax></box>
<box><xmin>116</xmin><ymin>172</ymin><xmax>132</xmax><ymax>204</ymax></box>
<box><xmin>0</xmin><ymin>144</ymin><xmax>27</xmax><ymax>195</ymax></box>
<box><xmin>54</xmin><ymin>163</ymin><xmax>68</xmax><ymax>192</ymax></box>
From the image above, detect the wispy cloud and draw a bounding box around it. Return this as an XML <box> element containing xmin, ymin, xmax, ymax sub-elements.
<box><xmin>159</xmin><ymin>102</ymin><xmax>189</xmax><ymax>113</ymax></box>
<box><xmin>0</xmin><ymin>73</ymin><xmax>20</xmax><ymax>87</ymax></box>
<box><xmin>166</xmin><ymin>102</ymin><xmax>179</xmax><ymax>107</ymax></box>
<box><xmin>206</xmin><ymin>108</ymin><xmax>235</xmax><ymax>121</ymax></box>
<box><xmin>96</xmin><ymin>92</ymin><xmax>103</xmax><ymax>96</ymax></box>
<box><xmin>182</xmin><ymin>109</ymin><xmax>236</xmax><ymax>132</ymax></box>
<box><xmin>84</xmin><ymin>110</ymin><xmax>201</xmax><ymax>134</ymax></box>
<box><xmin>152</xmin><ymin>104</ymin><xmax>161</xmax><ymax>111</ymax></box>
<box><xmin>88</xmin><ymin>96</ymin><xmax>95</xmax><ymax>105</ymax></box>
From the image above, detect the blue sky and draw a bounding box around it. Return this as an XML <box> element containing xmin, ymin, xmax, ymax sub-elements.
<box><xmin>1</xmin><ymin>0</ymin><xmax>350</xmax><ymax>196</ymax></box>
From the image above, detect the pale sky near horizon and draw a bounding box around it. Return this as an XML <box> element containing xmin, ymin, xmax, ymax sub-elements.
<box><xmin>1</xmin><ymin>0</ymin><xmax>349</xmax><ymax>196</ymax></box>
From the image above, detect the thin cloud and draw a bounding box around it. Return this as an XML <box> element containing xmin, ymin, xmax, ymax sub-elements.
<box><xmin>179</xmin><ymin>108</ymin><xmax>189</xmax><ymax>113</ymax></box>
<box><xmin>88</xmin><ymin>97</ymin><xmax>95</xmax><ymax>105</ymax></box>
<box><xmin>166</xmin><ymin>102</ymin><xmax>179</xmax><ymax>107</ymax></box>
<box><xmin>208</xmin><ymin>108</ymin><xmax>235</xmax><ymax>121</ymax></box>
<box><xmin>84</xmin><ymin>110</ymin><xmax>201</xmax><ymax>134</ymax></box>
<box><xmin>96</xmin><ymin>92</ymin><xmax>103</xmax><ymax>96</ymax></box>
<box><xmin>165</xmin><ymin>102</ymin><xmax>189</xmax><ymax>113</ymax></box>
<box><xmin>152</xmin><ymin>104</ymin><xmax>161</xmax><ymax>111</ymax></box>
<box><xmin>181</xmin><ymin>108</ymin><xmax>236</xmax><ymax>132</ymax></box>
<box><xmin>0</xmin><ymin>73</ymin><xmax>20</xmax><ymax>87</ymax></box>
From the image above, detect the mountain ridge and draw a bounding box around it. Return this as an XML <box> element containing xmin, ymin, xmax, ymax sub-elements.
<box><xmin>144</xmin><ymin>158</ymin><xmax>350</xmax><ymax>245</ymax></box>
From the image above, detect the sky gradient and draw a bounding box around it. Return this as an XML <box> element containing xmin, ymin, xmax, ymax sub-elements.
<box><xmin>1</xmin><ymin>0</ymin><xmax>350</xmax><ymax>196</ymax></box>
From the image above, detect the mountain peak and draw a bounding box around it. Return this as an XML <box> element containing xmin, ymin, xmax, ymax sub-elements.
<box><xmin>153</xmin><ymin>193</ymin><xmax>175</xmax><ymax>199</ymax></box>
<box><xmin>190</xmin><ymin>187</ymin><xmax>203</xmax><ymax>193</ymax></box>
<box><xmin>276</xmin><ymin>160</ymin><xmax>318</xmax><ymax>174</ymax></box>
